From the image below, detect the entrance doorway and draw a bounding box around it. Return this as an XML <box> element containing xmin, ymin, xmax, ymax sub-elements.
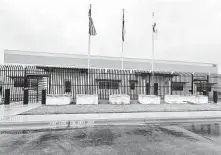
<box><xmin>146</xmin><ymin>83</ymin><xmax>150</xmax><ymax>95</ymax></box>
<box><xmin>154</xmin><ymin>83</ymin><xmax>158</xmax><ymax>95</ymax></box>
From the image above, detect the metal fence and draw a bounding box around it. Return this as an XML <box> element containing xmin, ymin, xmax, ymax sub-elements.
<box><xmin>0</xmin><ymin>65</ymin><xmax>221</xmax><ymax>104</ymax></box>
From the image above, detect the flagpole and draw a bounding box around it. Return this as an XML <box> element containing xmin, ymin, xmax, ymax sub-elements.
<box><xmin>151</xmin><ymin>32</ymin><xmax>154</xmax><ymax>94</ymax></box>
<box><xmin>121</xmin><ymin>40</ymin><xmax>124</xmax><ymax>70</ymax></box>
<box><xmin>121</xmin><ymin>9</ymin><xmax>124</xmax><ymax>70</ymax></box>
<box><xmin>88</xmin><ymin>30</ymin><xmax>91</xmax><ymax>87</ymax></box>
<box><xmin>87</xmin><ymin>4</ymin><xmax>92</xmax><ymax>92</ymax></box>
<box><xmin>151</xmin><ymin>12</ymin><xmax>155</xmax><ymax>95</ymax></box>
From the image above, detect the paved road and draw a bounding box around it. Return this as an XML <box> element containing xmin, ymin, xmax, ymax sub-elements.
<box><xmin>1</xmin><ymin>124</ymin><xmax>221</xmax><ymax>155</ymax></box>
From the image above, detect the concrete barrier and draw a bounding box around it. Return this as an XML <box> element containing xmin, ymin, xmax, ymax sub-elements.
<box><xmin>46</xmin><ymin>94</ymin><xmax>72</xmax><ymax>105</ymax></box>
<box><xmin>195</xmin><ymin>95</ymin><xmax>208</xmax><ymax>104</ymax></box>
<box><xmin>164</xmin><ymin>95</ymin><xmax>187</xmax><ymax>104</ymax></box>
<box><xmin>109</xmin><ymin>94</ymin><xmax>130</xmax><ymax>104</ymax></box>
<box><xmin>164</xmin><ymin>95</ymin><xmax>208</xmax><ymax>104</ymax></box>
<box><xmin>138</xmin><ymin>95</ymin><xmax>160</xmax><ymax>104</ymax></box>
<box><xmin>76</xmin><ymin>94</ymin><xmax>98</xmax><ymax>105</ymax></box>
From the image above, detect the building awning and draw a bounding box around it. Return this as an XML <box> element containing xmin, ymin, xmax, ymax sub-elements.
<box><xmin>95</xmin><ymin>79</ymin><xmax>121</xmax><ymax>82</ymax></box>
<box><xmin>172</xmin><ymin>82</ymin><xmax>188</xmax><ymax>84</ymax></box>
<box><xmin>4</xmin><ymin>64</ymin><xmax>220</xmax><ymax>78</ymax></box>
<box><xmin>26</xmin><ymin>74</ymin><xmax>49</xmax><ymax>78</ymax></box>
<box><xmin>129</xmin><ymin>80</ymin><xmax>138</xmax><ymax>83</ymax></box>
<box><xmin>195</xmin><ymin>82</ymin><xmax>217</xmax><ymax>86</ymax></box>
<box><xmin>8</xmin><ymin>74</ymin><xmax>49</xmax><ymax>79</ymax></box>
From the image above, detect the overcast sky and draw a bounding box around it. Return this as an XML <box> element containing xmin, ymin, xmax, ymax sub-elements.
<box><xmin>0</xmin><ymin>0</ymin><xmax>221</xmax><ymax>71</ymax></box>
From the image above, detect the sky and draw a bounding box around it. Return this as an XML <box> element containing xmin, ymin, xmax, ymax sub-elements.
<box><xmin>0</xmin><ymin>0</ymin><xmax>221</xmax><ymax>71</ymax></box>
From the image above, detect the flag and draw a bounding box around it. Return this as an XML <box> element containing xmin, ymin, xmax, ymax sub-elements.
<box><xmin>152</xmin><ymin>12</ymin><xmax>157</xmax><ymax>33</ymax></box>
<box><xmin>88</xmin><ymin>4</ymin><xmax>97</xmax><ymax>35</ymax></box>
<box><xmin>122</xmin><ymin>9</ymin><xmax>125</xmax><ymax>42</ymax></box>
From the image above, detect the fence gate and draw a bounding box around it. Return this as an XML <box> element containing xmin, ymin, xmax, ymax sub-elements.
<box><xmin>25</xmin><ymin>74</ymin><xmax>49</xmax><ymax>103</ymax></box>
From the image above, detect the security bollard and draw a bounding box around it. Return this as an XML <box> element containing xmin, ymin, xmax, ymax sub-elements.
<box><xmin>42</xmin><ymin>89</ymin><xmax>46</xmax><ymax>105</ymax></box>
<box><xmin>23</xmin><ymin>88</ymin><xmax>29</xmax><ymax>105</ymax></box>
<box><xmin>213</xmin><ymin>91</ymin><xmax>218</xmax><ymax>103</ymax></box>
<box><xmin>4</xmin><ymin>89</ymin><xmax>10</xmax><ymax>105</ymax></box>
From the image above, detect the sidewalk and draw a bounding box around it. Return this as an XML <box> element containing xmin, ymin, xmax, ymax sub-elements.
<box><xmin>0</xmin><ymin>103</ymin><xmax>41</xmax><ymax>120</ymax></box>
<box><xmin>21</xmin><ymin>103</ymin><xmax>221</xmax><ymax>115</ymax></box>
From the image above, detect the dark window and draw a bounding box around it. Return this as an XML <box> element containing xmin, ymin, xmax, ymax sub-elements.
<box><xmin>29</xmin><ymin>79</ymin><xmax>38</xmax><ymax>88</ymax></box>
<box><xmin>14</xmin><ymin>78</ymin><xmax>39</xmax><ymax>88</ymax></box>
<box><xmin>130</xmin><ymin>82</ymin><xmax>135</xmax><ymax>90</ymax></box>
<box><xmin>14</xmin><ymin>78</ymin><xmax>24</xmax><ymax>87</ymax></box>
<box><xmin>197</xmin><ymin>85</ymin><xmax>211</xmax><ymax>92</ymax></box>
<box><xmin>0</xmin><ymin>86</ymin><xmax>2</xmax><ymax>94</ymax></box>
<box><xmin>99</xmin><ymin>81</ymin><xmax>119</xmax><ymax>89</ymax></box>
<box><xmin>172</xmin><ymin>82</ymin><xmax>184</xmax><ymax>91</ymax></box>
<box><xmin>99</xmin><ymin>82</ymin><xmax>106</xmax><ymax>89</ymax></box>
<box><xmin>65</xmin><ymin>81</ymin><xmax>71</xmax><ymax>93</ymax></box>
<box><xmin>79</xmin><ymin>69</ymin><xmax>88</xmax><ymax>74</ymax></box>
<box><xmin>110</xmin><ymin>82</ymin><xmax>119</xmax><ymax>89</ymax></box>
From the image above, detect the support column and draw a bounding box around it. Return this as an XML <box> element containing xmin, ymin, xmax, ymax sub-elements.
<box><xmin>207</xmin><ymin>74</ymin><xmax>209</xmax><ymax>97</ymax></box>
<box><xmin>170</xmin><ymin>76</ymin><xmax>173</xmax><ymax>95</ymax></box>
<box><xmin>151</xmin><ymin>73</ymin><xmax>154</xmax><ymax>95</ymax></box>
<box><xmin>148</xmin><ymin>74</ymin><xmax>151</xmax><ymax>95</ymax></box>
<box><xmin>191</xmin><ymin>74</ymin><xmax>194</xmax><ymax>95</ymax></box>
<box><xmin>36</xmin><ymin>79</ymin><xmax>39</xmax><ymax>102</ymax></box>
<box><xmin>48</xmin><ymin>69</ymin><xmax>52</xmax><ymax>94</ymax></box>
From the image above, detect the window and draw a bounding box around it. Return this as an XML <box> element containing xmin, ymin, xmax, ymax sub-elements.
<box><xmin>65</xmin><ymin>81</ymin><xmax>71</xmax><ymax>93</ymax></box>
<box><xmin>109</xmin><ymin>82</ymin><xmax>119</xmax><ymax>89</ymax></box>
<box><xmin>99</xmin><ymin>81</ymin><xmax>119</xmax><ymax>89</ymax></box>
<box><xmin>130</xmin><ymin>82</ymin><xmax>135</xmax><ymax>90</ymax></box>
<box><xmin>14</xmin><ymin>78</ymin><xmax>39</xmax><ymax>88</ymax></box>
<box><xmin>0</xmin><ymin>86</ymin><xmax>2</xmax><ymax>94</ymax></box>
<box><xmin>172</xmin><ymin>82</ymin><xmax>184</xmax><ymax>91</ymax></box>
<box><xmin>14</xmin><ymin>78</ymin><xmax>24</xmax><ymax>87</ymax></box>
<box><xmin>197</xmin><ymin>84</ymin><xmax>211</xmax><ymax>92</ymax></box>
<box><xmin>99</xmin><ymin>82</ymin><xmax>106</xmax><ymax>89</ymax></box>
<box><xmin>29</xmin><ymin>79</ymin><xmax>38</xmax><ymax>88</ymax></box>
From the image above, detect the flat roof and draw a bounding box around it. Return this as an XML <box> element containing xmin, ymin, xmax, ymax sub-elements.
<box><xmin>4</xmin><ymin>49</ymin><xmax>218</xmax><ymax>74</ymax></box>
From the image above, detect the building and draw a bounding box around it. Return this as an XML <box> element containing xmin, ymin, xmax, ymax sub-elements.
<box><xmin>0</xmin><ymin>50</ymin><xmax>220</xmax><ymax>103</ymax></box>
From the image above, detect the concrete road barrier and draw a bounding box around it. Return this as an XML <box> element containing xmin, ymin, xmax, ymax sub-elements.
<box><xmin>164</xmin><ymin>95</ymin><xmax>208</xmax><ymax>104</ymax></box>
<box><xmin>109</xmin><ymin>94</ymin><xmax>130</xmax><ymax>104</ymax></box>
<box><xmin>76</xmin><ymin>94</ymin><xmax>98</xmax><ymax>105</ymax></box>
<box><xmin>46</xmin><ymin>94</ymin><xmax>72</xmax><ymax>105</ymax></box>
<box><xmin>195</xmin><ymin>95</ymin><xmax>208</xmax><ymax>104</ymax></box>
<box><xmin>138</xmin><ymin>95</ymin><xmax>160</xmax><ymax>104</ymax></box>
<box><xmin>164</xmin><ymin>95</ymin><xmax>187</xmax><ymax>104</ymax></box>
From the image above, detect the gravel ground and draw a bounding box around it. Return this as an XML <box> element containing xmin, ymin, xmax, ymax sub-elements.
<box><xmin>0</xmin><ymin>125</ymin><xmax>221</xmax><ymax>155</ymax></box>
<box><xmin>21</xmin><ymin>102</ymin><xmax>221</xmax><ymax>115</ymax></box>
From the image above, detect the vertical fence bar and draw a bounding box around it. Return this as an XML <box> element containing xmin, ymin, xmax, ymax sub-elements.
<box><xmin>36</xmin><ymin>78</ymin><xmax>39</xmax><ymax>102</ymax></box>
<box><xmin>207</xmin><ymin>74</ymin><xmax>209</xmax><ymax>97</ymax></box>
<box><xmin>49</xmin><ymin>68</ymin><xmax>51</xmax><ymax>94</ymax></box>
<box><xmin>171</xmin><ymin>76</ymin><xmax>173</xmax><ymax>95</ymax></box>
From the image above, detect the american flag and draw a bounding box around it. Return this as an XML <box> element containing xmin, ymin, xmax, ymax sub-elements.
<box><xmin>122</xmin><ymin>9</ymin><xmax>125</xmax><ymax>42</ymax></box>
<box><xmin>152</xmin><ymin>12</ymin><xmax>157</xmax><ymax>33</ymax></box>
<box><xmin>88</xmin><ymin>5</ymin><xmax>97</xmax><ymax>36</ymax></box>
